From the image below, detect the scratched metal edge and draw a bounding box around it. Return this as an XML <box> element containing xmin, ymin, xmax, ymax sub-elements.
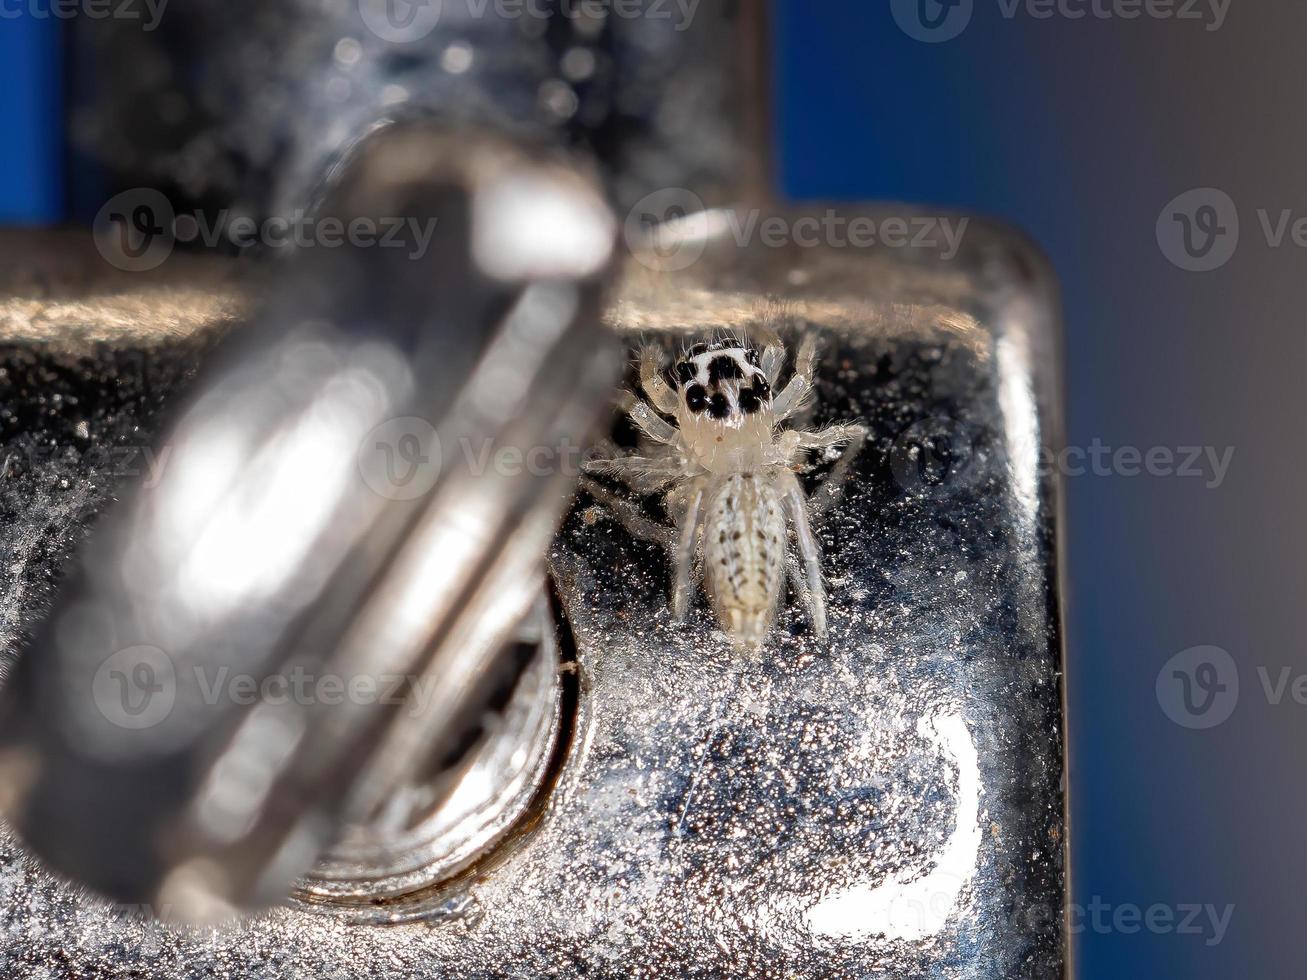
<box><xmin>961</xmin><ymin>215</ymin><xmax>1071</xmax><ymax>980</ymax></box>
<box><xmin>968</xmin><ymin>213</ymin><xmax>1069</xmax><ymax>980</ymax></box>
<box><xmin>0</xmin><ymin>216</ymin><xmax>1068</xmax><ymax>979</ymax></box>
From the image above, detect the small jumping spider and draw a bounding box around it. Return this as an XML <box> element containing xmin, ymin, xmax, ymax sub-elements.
<box><xmin>581</xmin><ymin>334</ymin><xmax>866</xmax><ymax>650</ymax></box>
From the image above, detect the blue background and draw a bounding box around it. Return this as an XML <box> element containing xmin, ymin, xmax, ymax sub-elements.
<box><xmin>775</xmin><ymin>3</ymin><xmax>1307</xmax><ymax>979</ymax></box>
<box><xmin>4</xmin><ymin>4</ymin><xmax>1307</xmax><ymax>978</ymax></box>
<box><xmin>0</xmin><ymin>15</ymin><xmax>61</xmax><ymax>222</ymax></box>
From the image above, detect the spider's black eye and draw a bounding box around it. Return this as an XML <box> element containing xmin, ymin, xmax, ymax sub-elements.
<box><xmin>754</xmin><ymin>376</ymin><xmax>770</xmax><ymax>398</ymax></box>
<box><xmin>685</xmin><ymin>384</ymin><xmax>708</xmax><ymax>412</ymax></box>
<box><xmin>676</xmin><ymin>361</ymin><xmax>696</xmax><ymax>386</ymax></box>
<box><xmin>708</xmin><ymin>356</ymin><xmax>743</xmax><ymax>385</ymax></box>
<box><xmin>745</xmin><ymin>347</ymin><xmax>761</xmax><ymax>367</ymax></box>
<box><xmin>708</xmin><ymin>393</ymin><xmax>731</xmax><ymax>419</ymax></box>
<box><xmin>739</xmin><ymin>387</ymin><xmax>762</xmax><ymax>414</ymax></box>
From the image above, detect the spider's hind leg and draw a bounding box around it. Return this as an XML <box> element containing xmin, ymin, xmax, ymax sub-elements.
<box><xmin>578</xmin><ymin>476</ymin><xmax>675</xmax><ymax>550</ymax></box>
<box><xmin>781</xmin><ymin>473</ymin><xmax>828</xmax><ymax>639</ymax></box>
<box><xmin>798</xmin><ymin>422</ymin><xmax>869</xmax><ymax>518</ymax></box>
<box><xmin>667</xmin><ymin>481</ymin><xmax>708</xmax><ymax>621</ymax></box>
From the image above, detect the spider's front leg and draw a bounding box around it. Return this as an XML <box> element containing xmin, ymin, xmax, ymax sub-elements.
<box><xmin>755</xmin><ymin>327</ymin><xmax>786</xmax><ymax>387</ymax></box>
<box><xmin>772</xmin><ymin>334</ymin><xmax>819</xmax><ymax>421</ymax></box>
<box><xmin>637</xmin><ymin>345</ymin><xmax>680</xmax><ymax>416</ymax></box>
<box><xmin>602</xmin><ymin>348</ymin><xmax>681</xmax><ymax>451</ymax></box>
<box><xmin>619</xmin><ymin>389</ymin><xmax>680</xmax><ymax>448</ymax></box>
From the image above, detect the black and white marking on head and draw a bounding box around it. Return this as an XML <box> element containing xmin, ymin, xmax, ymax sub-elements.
<box><xmin>674</xmin><ymin>342</ymin><xmax>772</xmax><ymax>421</ymax></box>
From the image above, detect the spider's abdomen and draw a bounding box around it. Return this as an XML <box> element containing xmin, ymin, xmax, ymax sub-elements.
<box><xmin>703</xmin><ymin>474</ymin><xmax>787</xmax><ymax>649</ymax></box>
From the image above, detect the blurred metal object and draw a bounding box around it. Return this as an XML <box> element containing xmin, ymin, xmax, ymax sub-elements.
<box><xmin>0</xmin><ymin>125</ymin><xmax>620</xmax><ymax>920</ymax></box>
<box><xmin>67</xmin><ymin>0</ymin><xmax>771</xmax><ymax>220</ymax></box>
<box><xmin>296</xmin><ymin>594</ymin><xmax>564</xmax><ymax>917</ymax></box>
<box><xmin>6</xmin><ymin>0</ymin><xmax>783</xmax><ymax>934</ymax></box>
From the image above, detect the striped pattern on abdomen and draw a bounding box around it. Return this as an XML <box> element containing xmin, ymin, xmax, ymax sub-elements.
<box><xmin>703</xmin><ymin>474</ymin><xmax>786</xmax><ymax>648</ymax></box>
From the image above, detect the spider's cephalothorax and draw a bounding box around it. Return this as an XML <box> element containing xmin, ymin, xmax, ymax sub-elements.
<box><xmin>582</xmin><ymin>334</ymin><xmax>867</xmax><ymax>651</ymax></box>
<box><xmin>672</xmin><ymin>342</ymin><xmax>775</xmax><ymax>473</ymax></box>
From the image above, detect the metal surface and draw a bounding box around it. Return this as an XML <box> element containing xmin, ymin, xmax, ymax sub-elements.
<box><xmin>0</xmin><ymin>207</ymin><xmax>1064</xmax><ymax>976</ymax></box>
